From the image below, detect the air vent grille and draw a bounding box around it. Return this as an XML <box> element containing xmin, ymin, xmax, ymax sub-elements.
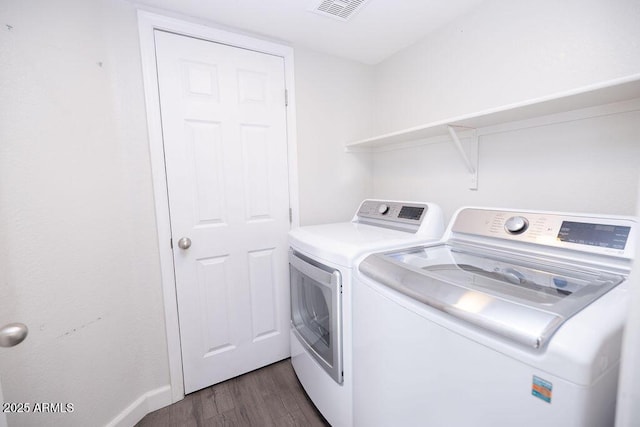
<box><xmin>310</xmin><ymin>0</ymin><xmax>371</xmax><ymax>21</ymax></box>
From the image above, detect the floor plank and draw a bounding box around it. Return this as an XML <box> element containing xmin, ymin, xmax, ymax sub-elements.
<box><xmin>136</xmin><ymin>358</ymin><xmax>330</xmax><ymax>427</ymax></box>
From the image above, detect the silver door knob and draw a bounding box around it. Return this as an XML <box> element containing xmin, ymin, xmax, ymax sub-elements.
<box><xmin>0</xmin><ymin>323</ymin><xmax>28</xmax><ymax>348</ymax></box>
<box><xmin>178</xmin><ymin>237</ymin><xmax>192</xmax><ymax>250</ymax></box>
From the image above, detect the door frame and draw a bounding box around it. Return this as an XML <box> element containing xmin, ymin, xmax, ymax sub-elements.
<box><xmin>137</xmin><ymin>10</ymin><xmax>300</xmax><ymax>402</ymax></box>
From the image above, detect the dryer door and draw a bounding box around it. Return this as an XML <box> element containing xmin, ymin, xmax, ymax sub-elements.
<box><xmin>289</xmin><ymin>250</ymin><xmax>343</xmax><ymax>383</ymax></box>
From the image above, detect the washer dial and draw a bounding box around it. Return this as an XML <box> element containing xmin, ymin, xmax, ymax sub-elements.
<box><xmin>504</xmin><ymin>216</ymin><xmax>529</xmax><ymax>234</ymax></box>
<box><xmin>378</xmin><ymin>204</ymin><xmax>390</xmax><ymax>215</ymax></box>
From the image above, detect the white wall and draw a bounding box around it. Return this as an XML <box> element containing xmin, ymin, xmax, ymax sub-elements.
<box><xmin>373</xmin><ymin>109</ymin><xmax>640</xmax><ymax>220</ymax></box>
<box><xmin>373</xmin><ymin>0</ymin><xmax>640</xmax><ymax>134</ymax></box>
<box><xmin>371</xmin><ymin>0</ymin><xmax>640</xmax><ymax>221</ymax></box>
<box><xmin>0</xmin><ymin>0</ymin><xmax>169</xmax><ymax>426</ymax></box>
<box><xmin>293</xmin><ymin>48</ymin><xmax>374</xmax><ymax>225</ymax></box>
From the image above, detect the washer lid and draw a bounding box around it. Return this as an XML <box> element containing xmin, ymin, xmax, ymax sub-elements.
<box><xmin>359</xmin><ymin>244</ymin><xmax>625</xmax><ymax>349</ymax></box>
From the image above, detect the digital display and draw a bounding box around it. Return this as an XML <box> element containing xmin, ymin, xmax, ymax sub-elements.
<box><xmin>557</xmin><ymin>221</ymin><xmax>631</xmax><ymax>250</ymax></box>
<box><xmin>398</xmin><ymin>206</ymin><xmax>425</xmax><ymax>221</ymax></box>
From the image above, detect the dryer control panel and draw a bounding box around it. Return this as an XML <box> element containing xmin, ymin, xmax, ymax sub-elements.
<box><xmin>354</xmin><ymin>200</ymin><xmax>441</xmax><ymax>234</ymax></box>
<box><xmin>450</xmin><ymin>208</ymin><xmax>636</xmax><ymax>258</ymax></box>
<box><xmin>357</xmin><ymin>200</ymin><xmax>426</xmax><ymax>222</ymax></box>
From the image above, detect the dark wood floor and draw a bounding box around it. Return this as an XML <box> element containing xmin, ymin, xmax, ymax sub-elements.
<box><xmin>136</xmin><ymin>358</ymin><xmax>330</xmax><ymax>427</ymax></box>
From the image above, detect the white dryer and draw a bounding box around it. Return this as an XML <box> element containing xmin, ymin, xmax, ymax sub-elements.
<box><xmin>288</xmin><ymin>200</ymin><xmax>444</xmax><ymax>427</ymax></box>
<box><xmin>353</xmin><ymin>207</ymin><xmax>636</xmax><ymax>427</ymax></box>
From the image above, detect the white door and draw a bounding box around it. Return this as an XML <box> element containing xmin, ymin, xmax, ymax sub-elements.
<box><xmin>154</xmin><ymin>30</ymin><xmax>292</xmax><ymax>393</ymax></box>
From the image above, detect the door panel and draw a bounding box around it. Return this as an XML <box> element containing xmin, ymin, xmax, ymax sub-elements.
<box><xmin>248</xmin><ymin>248</ymin><xmax>278</xmax><ymax>339</ymax></box>
<box><xmin>154</xmin><ymin>30</ymin><xmax>291</xmax><ymax>393</ymax></box>
<box><xmin>197</xmin><ymin>255</ymin><xmax>232</xmax><ymax>356</ymax></box>
<box><xmin>186</xmin><ymin>120</ymin><xmax>225</xmax><ymax>224</ymax></box>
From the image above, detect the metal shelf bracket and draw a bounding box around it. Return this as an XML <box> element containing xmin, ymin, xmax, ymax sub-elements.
<box><xmin>447</xmin><ymin>125</ymin><xmax>478</xmax><ymax>190</ymax></box>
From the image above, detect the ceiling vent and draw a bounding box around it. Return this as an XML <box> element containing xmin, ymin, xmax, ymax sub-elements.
<box><xmin>310</xmin><ymin>0</ymin><xmax>371</xmax><ymax>21</ymax></box>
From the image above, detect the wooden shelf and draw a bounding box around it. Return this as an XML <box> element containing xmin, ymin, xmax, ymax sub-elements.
<box><xmin>346</xmin><ymin>74</ymin><xmax>640</xmax><ymax>151</ymax></box>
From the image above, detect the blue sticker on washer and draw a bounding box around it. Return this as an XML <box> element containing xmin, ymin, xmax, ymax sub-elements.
<box><xmin>532</xmin><ymin>375</ymin><xmax>552</xmax><ymax>403</ymax></box>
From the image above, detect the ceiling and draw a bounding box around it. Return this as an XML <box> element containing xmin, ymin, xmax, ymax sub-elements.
<box><xmin>133</xmin><ymin>0</ymin><xmax>485</xmax><ymax>64</ymax></box>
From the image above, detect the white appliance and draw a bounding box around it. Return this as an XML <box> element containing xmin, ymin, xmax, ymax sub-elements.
<box><xmin>353</xmin><ymin>207</ymin><xmax>636</xmax><ymax>427</ymax></box>
<box><xmin>289</xmin><ymin>199</ymin><xmax>444</xmax><ymax>427</ymax></box>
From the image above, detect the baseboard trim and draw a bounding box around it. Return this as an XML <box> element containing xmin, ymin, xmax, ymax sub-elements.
<box><xmin>106</xmin><ymin>385</ymin><xmax>173</xmax><ymax>427</ymax></box>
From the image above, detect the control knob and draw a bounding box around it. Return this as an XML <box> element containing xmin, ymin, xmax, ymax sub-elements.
<box><xmin>504</xmin><ymin>216</ymin><xmax>529</xmax><ymax>234</ymax></box>
<box><xmin>378</xmin><ymin>204</ymin><xmax>390</xmax><ymax>215</ymax></box>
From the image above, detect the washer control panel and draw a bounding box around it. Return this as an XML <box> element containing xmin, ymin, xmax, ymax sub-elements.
<box><xmin>451</xmin><ymin>208</ymin><xmax>636</xmax><ymax>257</ymax></box>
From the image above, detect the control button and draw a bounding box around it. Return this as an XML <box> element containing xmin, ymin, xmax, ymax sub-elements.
<box><xmin>504</xmin><ymin>216</ymin><xmax>529</xmax><ymax>234</ymax></box>
<box><xmin>378</xmin><ymin>204</ymin><xmax>390</xmax><ymax>215</ymax></box>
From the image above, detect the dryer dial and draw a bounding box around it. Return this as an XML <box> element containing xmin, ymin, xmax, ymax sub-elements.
<box><xmin>504</xmin><ymin>216</ymin><xmax>529</xmax><ymax>234</ymax></box>
<box><xmin>378</xmin><ymin>204</ymin><xmax>390</xmax><ymax>215</ymax></box>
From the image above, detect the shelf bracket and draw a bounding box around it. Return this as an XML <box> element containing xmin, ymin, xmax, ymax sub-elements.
<box><xmin>447</xmin><ymin>125</ymin><xmax>478</xmax><ymax>190</ymax></box>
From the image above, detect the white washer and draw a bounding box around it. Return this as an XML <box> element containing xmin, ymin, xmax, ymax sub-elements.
<box><xmin>289</xmin><ymin>199</ymin><xmax>444</xmax><ymax>427</ymax></box>
<box><xmin>353</xmin><ymin>207</ymin><xmax>637</xmax><ymax>427</ymax></box>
